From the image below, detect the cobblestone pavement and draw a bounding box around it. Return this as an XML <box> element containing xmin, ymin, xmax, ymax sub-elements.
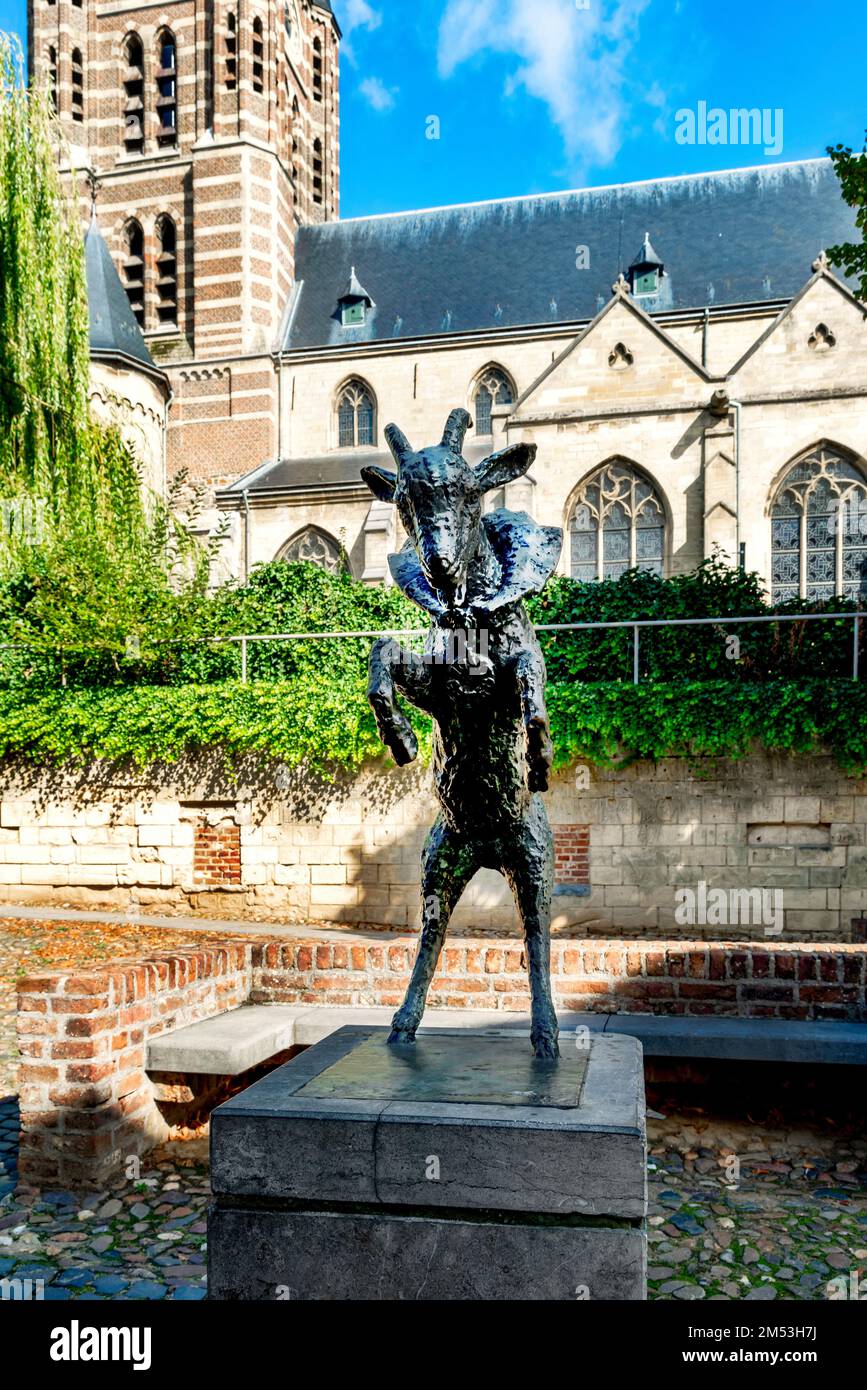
<box><xmin>0</xmin><ymin>1099</ymin><xmax>208</xmax><ymax>1301</ymax></box>
<box><xmin>1</xmin><ymin>1093</ymin><xmax>865</xmax><ymax>1301</ymax></box>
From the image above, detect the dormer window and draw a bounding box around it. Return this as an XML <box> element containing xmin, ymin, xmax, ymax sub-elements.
<box><xmin>633</xmin><ymin>268</ymin><xmax>659</xmax><ymax>296</ymax></box>
<box><xmin>627</xmin><ymin>232</ymin><xmax>664</xmax><ymax>297</ymax></box>
<box><xmin>337</xmin><ymin>266</ymin><xmax>374</xmax><ymax>328</ymax></box>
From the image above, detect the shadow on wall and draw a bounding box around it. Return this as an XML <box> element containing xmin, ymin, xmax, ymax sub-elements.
<box><xmin>2</xmin><ymin>750</ymin><xmax>867</xmax><ymax>943</ymax></box>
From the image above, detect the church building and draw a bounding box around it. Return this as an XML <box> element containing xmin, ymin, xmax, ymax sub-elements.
<box><xmin>29</xmin><ymin>0</ymin><xmax>867</xmax><ymax>603</ymax></box>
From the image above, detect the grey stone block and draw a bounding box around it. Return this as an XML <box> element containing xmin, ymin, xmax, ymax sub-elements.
<box><xmin>208</xmin><ymin>1027</ymin><xmax>647</xmax><ymax>1301</ymax></box>
<box><xmin>210</xmin><ymin>1028</ymin><xmax>646</xmax><ymax>1218</ymax></box>
<box><xmin>208</xmin><ymin>1205</ymin><xmax>646</xmax><ymax>1301</ymax></box>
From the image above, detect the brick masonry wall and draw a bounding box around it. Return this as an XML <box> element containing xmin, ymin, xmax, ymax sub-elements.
<box><xmin>553</xmin><ymin>824</ymin><xmax>590</xmax><ymax>885</ymax></box>
<box><xmin>249</xmin><ymin>938</ymin><xmax>867</xmax><ymax>1022</ymax></box>
<box><xmin>16</xmin><ymin>945</ymin><xmax>251</xmax><ymax>1188</ymax></box>
<box><xmin>3</xmin><ymin>750</ymin><xmax>867</xmax><ymax>940</ymax></box>
<box><xmin>193</xmin><ymin>819</ymin><xmax>241</xmax><ymax>889</ymax></box>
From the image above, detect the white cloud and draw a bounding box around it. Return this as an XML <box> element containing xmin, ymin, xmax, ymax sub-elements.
<box><xmin>358</xmin><ymin>76</ymin><xmax>398</xmax><ymax>111</ymax></box>
<box><xmin>342</xmin><ymin>0</ymin><xmax>382</xmax><ymax>35</ymax></box>
<box><xmin>341</xmin><ymin>0</ymin><xmax>382</xmax><ymax>65</ymax></box>
<box><xmin>437</xmin><ymin>0</ymin><xmax>655</xmax><ymax>175</ymax></box>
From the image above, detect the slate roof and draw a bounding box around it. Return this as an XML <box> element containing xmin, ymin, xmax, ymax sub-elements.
<box><xmin>284</xmin><ymin>158</ymin><xmax>858</xmax><ymax>351</ymax></box>
<box><xmin>217</xmin><ymin>440</ymin><xmax>499</xmax><ymax>499</ymax></box>
<box><xmin>84</xmin><ymin>213</ymin><xmax>163</xmax><ymax>377</ymax></box>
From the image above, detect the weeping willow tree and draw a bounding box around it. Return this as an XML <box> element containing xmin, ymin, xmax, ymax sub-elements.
<box><xmin>0</xmin><ymin>33</ymin><xmax>214</xmax><ymax>684</ymax></box>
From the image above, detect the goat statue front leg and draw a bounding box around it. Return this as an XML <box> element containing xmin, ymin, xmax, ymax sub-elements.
<box><xmin>515</xmin><ymin>646</ymin><xmax>554</xmax><ymax>793</ymax></box>
<box><xmin>368</xmin><ymin>638</ymin><xmax>433</xmax><ymax>767</ymax></box>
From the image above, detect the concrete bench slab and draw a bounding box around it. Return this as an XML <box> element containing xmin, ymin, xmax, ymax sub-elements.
<box><xmin>603</xmin><ymin>1013</ymin><xmax>867</xmax><ymax>1065</ymax></box>
<box><xmin>147</xmin><ymin>1006</ymin><xmax>299</xmax><ymax>1075</ymax></box>
<box><xmin>146</xmin><ymin>1003</ymin><xmax>867</xmax><ymax>1078</ymax></box>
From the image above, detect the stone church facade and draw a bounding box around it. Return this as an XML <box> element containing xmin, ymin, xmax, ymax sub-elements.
<box><xmin>30</xmin><ymin>1</ymin><xmax>867</xmax><ymax>603</ymax></box>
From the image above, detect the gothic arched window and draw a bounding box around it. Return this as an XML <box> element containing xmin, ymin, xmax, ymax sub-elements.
<box><xmin>71</xmin><ymin>48</ymin><xmax>84</xmax><ymax>122</ymax></box>
<box><xmin>312</xmin><ymin>36</ymin><xmax>323</xmax><ymax>102</ymax></box>
<box><xmin>336</xmin><ymin>380</ymin><xmax>376</xmax><ymax>448</ymax></box>
<box><xmin>155</xmin><ymin>29</ymin><xmax>177</xmax><ymax>145</ymax></box>
<box><xmin>569</xmin><ymin>461</ymin><xmax>666</xmax><ymax>582</ymax></box>
<box><xmin>225</xmin><ymin>13</ymin><xmax>237</xmax><ymax>91</ymax></box>
<box><xmin>155</xmin><ymin>215</ymin><xmax>177</xmax><ymax>327</ymax></box>
<box><xmin>771</xmin><ymin>444</ymin><xmax>867</xmax><ymax>603</ymax></box>
<box><xmin>312</xmin><ymin>137</ymin><xmax>323</xmax><ymax>205</ymax></box>
<box><xmin>122</xmin><ymin>33</ymin><xmax>144</xmax><ymax>153</ymax></box>
<box><xmin>121</xmin><ymin>219</ymin><xmax>145</xmax><ymax>328</ymax></box>
<box><xmin>473</xmin><ymin>366</ymin><xmax>514</xmax><ymax>436</ymax></box>
<box><xmin>252</xmin><ymin>17</ymin><xmax>264</xmax><ymax>94</ymax></box>
<box><xmin>290</xmin><ymin>97</ymin><xmax>299</xmax><ymax>185</ymax></box>
<box><xmin>48</xmin><ymin>46</ymin><xmax>58</xmax><ymax>112</ymax></box>
<box><xmin>280</xmin><ymin>527</ymin><xmax>343</xmax><ymax>573</ymax></box>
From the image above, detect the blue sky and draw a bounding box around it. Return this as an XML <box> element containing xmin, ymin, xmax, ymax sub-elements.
<box><xmin>1</xmin><ymin>0</ymin><xmax>862</xmax><ymax>218</ymax></box>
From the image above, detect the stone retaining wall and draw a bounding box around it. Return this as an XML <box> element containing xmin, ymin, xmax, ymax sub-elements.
<box><xmin>2</xmin><ymin>749</ymin><xmax>867</xmax><ymax>938</ymax></box>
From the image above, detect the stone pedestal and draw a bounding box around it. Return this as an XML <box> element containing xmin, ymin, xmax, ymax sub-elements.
<box><xmin>208</xmin><ymin>1026</ymin><xmax>647</xmax><ymax>1301</ymax></box>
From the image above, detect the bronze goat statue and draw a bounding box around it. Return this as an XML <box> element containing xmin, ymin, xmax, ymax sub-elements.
<box><xmin>362</xmin><ymin>408</ymin><xmax>563</xmax><ymax>1058</ymax></box>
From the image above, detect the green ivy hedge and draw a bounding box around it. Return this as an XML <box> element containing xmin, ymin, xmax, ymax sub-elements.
<box><xmin>0</xmin><ymin>677</ymin><xmax>864</xmax><ymax>775</ymax></box>
<box><xmin>1</xmin><ymin>558</ymin><xmax>865</xmax><ymax>773</ymax></box>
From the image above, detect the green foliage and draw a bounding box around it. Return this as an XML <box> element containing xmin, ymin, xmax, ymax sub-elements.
<box><xmin>0</xmin><ymin>679</ymin><xmax>431</xmax><ymax>775</ymax></box>
<box><xmin>827</xmin><ymin>132</ymin><xmax>867</xmax><ymax>299</ymax></box>
<box><xmin>0</xmin><ymin>675</ymin><xmax>861</xmax><ymax>775</ymax></box>
<box><xmin>528</xmin><ymin>558</ymin><xmax>860</xmax><ymax>681</ymax></box>
<box><xmin>546</xmin><ymin>680</ymin><xmax>867</xmax><ymax>774</ymax></box>
<box><xmin>0</xmin><ymin>30</ymin><xmax>218</xmax><ymax>677</ymax></box>
<box><xmin>0</xmin><ymin>33</ymin><xmax>89</xmax><ymax>492</ymax></box>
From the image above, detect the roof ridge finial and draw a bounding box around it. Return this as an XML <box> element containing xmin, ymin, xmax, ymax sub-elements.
<box><xmin>812</xmin><ymin>249</ymin><xmax>830</xmax><ymax>274</ymax></box>
<box><xmin>612</xmin><ymin>271</ymin><xmax>630</xmax><ymax>297</ymax></box>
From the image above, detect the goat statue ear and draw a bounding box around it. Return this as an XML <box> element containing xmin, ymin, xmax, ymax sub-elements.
<box><xmin>475</xmin><ymin>441</ymin><xmax>537</xmax><ymax>493</ymax></box>
<box><xmin>361</xmin><ymin>465</ymin><xmax>398</xmax><ymax>503</ymax></box>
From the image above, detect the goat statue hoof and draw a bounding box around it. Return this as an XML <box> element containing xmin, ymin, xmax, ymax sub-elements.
<box><xmin>387</xmin><ymin>1025</ymin><xmax>417</xmax><ymax>1046</ymax></box>
<box><xmin>531</xmin><ymin>1031</ymin><xmax>560</xmax><ymax>1060</ymax></box>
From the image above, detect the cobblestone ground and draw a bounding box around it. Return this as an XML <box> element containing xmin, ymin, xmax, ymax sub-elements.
<box><xmin>0</xmin><ymin>1100</ymin><xmax>208</xmax><ymax>1301</ymax></box>
<box><xmin>645</xmin><ymin>1136</ymin><xmax>867</xmax><ymax>1300</ymax></box>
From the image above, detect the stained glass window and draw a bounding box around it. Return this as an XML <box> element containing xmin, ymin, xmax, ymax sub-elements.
<box><xmin>336</xmin><ymin>380</ymin><xmax>376</xmax><ymax>448</ymax></box>
<box><xmin>569</xmin><ymin>463</ymin><xmax>665</xmax><ymax>582</ymax></box>
<box><xmin>281</xmin><ymin>528</ymin><xmax>343</xmax><ymax>573</ymax></box>
<box><xmin>771</xmin><ymin>446</ymin><xmax>867</xmax><ymax>603</ymax></box>
<box><xmin>473</xmin><ymin>367</ymin><xmax>515</xmax><ymax>436</ymax></box>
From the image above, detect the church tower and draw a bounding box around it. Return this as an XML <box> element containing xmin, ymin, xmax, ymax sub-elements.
<box><xmin>28</xmin><ymin>0</ymin><xmax>340</xmax><ymax>483</ymax></box>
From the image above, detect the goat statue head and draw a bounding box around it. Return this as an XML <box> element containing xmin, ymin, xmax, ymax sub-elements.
<box><xmin>361</xmin><ymin>408</ymin><xmax>537</xmax><ymax>605</ymax></box>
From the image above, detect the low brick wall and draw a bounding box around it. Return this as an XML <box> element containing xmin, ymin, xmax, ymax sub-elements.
<box><xmin>250</xmin><ymin>938</ymin><xmax>867</xmax><ymax>1021</ymax></box>
<box><xmin>3</xmin><ymin>749</ymin><xmax>867</xmax><ymax>939</ymax></box>
<box><xmin>16</xmin><ymin>944</ymin><xmax>250</xmax><ymax>1188</ymax></box>
<box><xmin>16</xmin><ymin>934</ymin><xmax>867</xmax><ymax>1189</ymax></box>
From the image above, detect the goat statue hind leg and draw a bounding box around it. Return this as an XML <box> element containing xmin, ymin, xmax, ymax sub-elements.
<box><xmin>503</xmin><ymin>797</ymin><xmax>560</xmax><ymax>1059</ymax></box>
<box><xmin>388</xmin><ymin>816</ymin><xmax>480</xmax><ymax>1045</ymax></box>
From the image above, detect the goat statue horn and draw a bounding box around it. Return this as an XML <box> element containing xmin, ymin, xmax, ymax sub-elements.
<box><xmin>384</xmin><ymin>423</ymin><xmax>412</xmax><ymax>468</ymax></box>
<box><xmin>440</xmin><ymin>408</ymin><xmax>472</xmax><ymax>453</ymax></box>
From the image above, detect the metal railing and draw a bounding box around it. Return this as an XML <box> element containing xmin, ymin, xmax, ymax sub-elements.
<box><xmin>173</xmin><ymin>609</ymin><xmax>864</xmax><ymax>686</ymax></box>
<box><xmin>0</xmin><ymin>609</ymin><xmax>861</xmax><ymax>686</ymax></box>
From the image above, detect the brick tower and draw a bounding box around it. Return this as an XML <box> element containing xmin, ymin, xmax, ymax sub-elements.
<box><xmin>28</xmin><ymin>0</ymin><xmax>340</xmax><ymax>485</ymax></box>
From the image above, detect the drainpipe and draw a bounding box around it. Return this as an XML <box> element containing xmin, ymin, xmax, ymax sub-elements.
<box><xmin>243</xmin><ymin>489</ymin><xmax>251</xmax><ymax>583</ymax></box>
<box><xmin>701</xmin><ymin>308</ymin><xmax>709</xmax><ymax>369</ymax></box>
